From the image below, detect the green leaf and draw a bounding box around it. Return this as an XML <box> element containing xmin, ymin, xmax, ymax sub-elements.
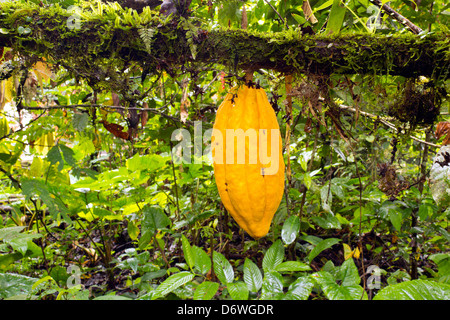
<box><xmin>4</xmin><ymin>233</ymin><xmax>42</xmax><ymax>255</ymax></box>
<box><xmin>142</xmin><ymin>205</ymin><xmax>170</xmax><ymax>235</ymax></box>
<box><xmin>312</xmin><ymin>258</ymin><xmax>366</xmax><ymax>300</ymax></box>
<box><xmin>418</xmin><ymin>204</ymin><xmax>433</xmax><ymax>220</ymax></box>
<box><xmin>261</xmin><ymin>271</ymin><xmax>284</xmax><ymax>300</ymax></box>
<box><xmin>312</xmin><ymin>212</ymin><xmax>341</xmax><ymax>230</ymax></box>
<box><xmin>338</xmin><ymin>258</ymin><xmax>361</xmax><ymax>287</ymax></box>
<box><xmin>262</xmin><ymin>240</ymin><xmax>284</xmax><ymax>272</ymax></box>
<box><xmin>59</xmin><ymin>144</ymin><xmax>76</xmax><ymax>167</ymax></box>
<box><xmin>291</xmin><ymin>13</ymin><xmax>306</xmax><ymax>25</ymax></box>
<box><xmin>47</xmin><ymin>144</ymin><xmax>76</xmax><ymax>171</ymax></box>
<box><xmin>75</xmin><ymin>135</ymin><xmax>96</xmax><ymax>159</ymax></box>
<box><xmin>243</xmin><ymin>258</ymin><xmax>263</xmax><ymax>292</ymax></box>
<box><xmin>194</xmin><ymin>281</ymin><xmax>219</xmax><ymax>300</ymax></box>
<box><xmin>139</xmin><ymin>206</ymin><xmax>170</xmax><ymax>250</ymax></box>
<box><xmin>0</xmin><ymin>273</ymin><xmax>39</xmax><ymax>299</ymax></box>
<box><xmin>126</xmin><ymin>153</ymin><xmax>169</xmax><ymax>172</ymax></box>
<box><xmin>0</xmin><ymin>226</ymin><xmax>25</xmax><ymax>240</ymax></box>
<box><xmin>325</xmin><ymin>0</ymin><xmax>347</xmax><ymax>34</ymax></box>
<box><xmin>181</xmin><ymin>234</ymin><xmax>195</xmax><ymax>269</ymax></box>
<box><xmin>304</xmin><ymin>172</ymin><xmax>312</xmax><ymax>189</ymax></box>
<box><xmin>0</xmin><ymin>253</ymin><xmax>23</xmax><ymax>271</ymax></box>
<box><xmin>315</xmin><ymin>0</ymin><xmax>334</xmax><ymax>11</ymax></box>
<box><xmin>192</xmin><ymin>245</ymin><xmax>211</xmax><ymax>275</ymax></box>
<box><xmin>227</xmin><ymin>281</ymin><xmax>249</xmax><ymax>300</ymax></box>
<box><xmin>320</xmin><ymin>185</ymin><xmax>333</xmax><ymax>213</ymax></box>
<box><xmin>275</xmin><ymin>261</ymin><xmax>311</xmax><ymax>272</ymax></box>
<box><xmin>308</xmin><ymin>238</ymin><xmax>341</xmax><ymax>263</ymax></box>
<box><xmin>213</xmin><ymin>251</ymin><xmax>234</xmax><ymax>285</ymax></box>
<box><xmin>142</xmin><ymin>269</ymin><xmax>167</xmax><ymax>282</ymax></box>
<box><xmin>50</xmin><ymin>266</ymin><xmax>70</xmax><ymax>285</ymax></box>
<box><xmin>21</xmin><ymin>178</ymin><xmax>71</xmax><ymax>223</ymax></box>
<box><xmin>72</xmin><ymin>112</ymin><xmax>89</xmax><ymax>131</ymax></box>
<box><xmin>152</xmin><ymin>271</ymin><xmax>194</xmax><ymax>299</ymax></box>
<box><xmin>92</xmin><ymin>207</ymin><xmax>122</xmax><ymax>221</ymax></box>
<box><xmin>429</xmin><ymin>253</ymin><xmax>450</xmax><ymax>284</ymax></box>
<box><xmin>284</xmin><ymin>275</ymin><xmax>315</xmax><ymax>300</ymax></box>
<box><xmin>389</xmin><ymin>210</ymin><xmax>403</xmax><ymax>231</ymax></box>
<box><xmin>47</xmin><ymin>146</ymin><xmax>64</xmax><ymax>171</ymax></box>
<box><xmin>374</xmin><ymin>280</ymin><xmax>450</xmax><ymax>300</ymax></box>
<box><xmin>379</xmin><ymin>201</ymin><xmax>403</xmax><ymax>230</ymax></box>
<box><xmin>281</xmin><ymin>215</ymin><xmax>300</xmax><ymax>245</ymax></box>
<box><xmin>313</xmin><ymin>270</ymin><xmax>365</xmax><ymax>300</ymax></box>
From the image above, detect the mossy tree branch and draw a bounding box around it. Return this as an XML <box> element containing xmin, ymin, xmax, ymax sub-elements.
<box><xmin>0</xmin><ymin>3</ymin><xmax>449</xmax><ymax>92</ymax></box>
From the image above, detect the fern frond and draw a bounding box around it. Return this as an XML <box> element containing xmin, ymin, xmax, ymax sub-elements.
<box><xmin>138</xmin><ymin>26</ymin><xmax>156</xmax><ymax>54</ymax></box>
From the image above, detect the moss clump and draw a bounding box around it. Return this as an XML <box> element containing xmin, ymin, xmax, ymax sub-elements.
<box><xmin>387</xmin><ymin>79</ymin><xmax>446</xmax><ymax>128</ymax></box>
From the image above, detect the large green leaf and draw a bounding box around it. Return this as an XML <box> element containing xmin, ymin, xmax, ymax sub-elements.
<box><xmin>227</xmin><ymin>281</ymin><xmax>249</xmax><ymax>300</ymax></box>
<box><xmin>194</xmin><ymin>281</ymin><xmax>219</xmax><ymax>300</ymax></box>
<box><xmin>141</xmin><ymin>205</ymin><xmax>170</xmax><ymax>234</ymax></box>
<box><xmin>284</xmin><ymin>275</ymin><xmax>315</xmax><ymax>300</ymax></box>
<box><xmin>281</xmin><ymin>215</ymin><xmax>300</xmax><ymax>245</ymax></box>
<box><xmin>139</xmin><ymin>206</ymin><xmax>170</xmax><ymax>249</ymax></box>
<box><xmin>429</xmin><ymin>253</ymin><xmax>450</xmax><ymax>284</ymax></box>
<box><xmin>152</xmin><ymin>271</ymin><xmax>194</xmax><ymax>299</ymax></box>
<box><xmin>308</xmin><ymin>238</ymin><xmax>341</xmax><ymax>263</ymax></box>
<box><xmin>374</xmin><ymin>280</ymin><xmax>450</xmax><ymax>300</ymax></box>
<box><xmin>325</xmin><ymin>0</ymin><xmax>347</xmax><ymax>34</ymax></box>
<box><xmin>0</xmin><ymin>226</ymin><xmax>25</xmax><ymax>240</ymax></box>
<box><xmin>338</xmin><ymin>258</ymin><xmax>361</xmax><ymax>287</ymax></box>
<box><xmin>192</xmin><ymin>245</ymin><xmax>211</xmax><ymax>275</ymax></box>
<box><xmin>243</xmin><ymin>258</ymin><xmax>263</xmax><ymax>292</ymax></box>
<box><xmin>0</xmin><ymin>273</ymin><xmax>38</xmax><ymax>299</ymax></box>
<box><xmin>213</xmin><ymin>251</ymin><xmax>234</xmax><ymax>285</ymax></box>
<box><xmin>3</xmin><ymin>233</ymin><xmax>42</xmax><ymax>255</ymax></box>
<box><xmin>261</xmin><ymin>271</ymin><xmax>284</xmax><ymax>300</ymax></box>
<box><xmin>313</xmin><ymin>271</ymin><xmax>365</xmax><ymax>300</ymax></box>
<box><xmin>181</xmin><ymin>234</ymin><xmax>195</xmax><ymax>269</ymax></box>
<box><xmin>262</xmin><ymin>240</ymin><xmax>284</xmax><ymax>272</ymax></box>
<box><xmin>313</xmin><ymin>259</ymin><xmax>366</xmax><ymax>300</ymax></box>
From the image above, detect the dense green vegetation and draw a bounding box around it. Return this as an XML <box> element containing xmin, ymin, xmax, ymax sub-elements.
<box><xmin>0</xmin><ymin>0</ymin><xmax>449</xmax><ymax>301</ymax></box>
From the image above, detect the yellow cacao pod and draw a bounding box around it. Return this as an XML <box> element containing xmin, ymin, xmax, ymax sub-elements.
<box><xmin>212</xmin><ymin>84</ymin><xmax>285</xmax><ymax>239</ymax></box>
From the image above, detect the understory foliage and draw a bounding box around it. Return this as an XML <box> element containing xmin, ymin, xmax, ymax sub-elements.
<box><xmin>0</xmin><ymin>0</ymin><xmax>449</xmax><ymax>300</ymax></box>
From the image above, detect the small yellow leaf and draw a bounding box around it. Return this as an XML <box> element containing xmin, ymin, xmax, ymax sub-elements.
<box><xmin>343</xmin><ymin>243</ymin><xmax>352</xmax><ymax>260</ymax></box>
<box><xmin>343</xmin><ymin>243</ymin><xmax>361</xmax><ymax>260</ymax></box>
<box><xmin>34</xmin><ymin>132</ymin><xmax>55</xmax><ymax>155</ymax></box>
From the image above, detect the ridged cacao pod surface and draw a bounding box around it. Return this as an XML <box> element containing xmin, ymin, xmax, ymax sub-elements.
<box><xmin>212</xmin><ymin>84</ymin><xmax>285</xmax><ymax>239</ymax></box>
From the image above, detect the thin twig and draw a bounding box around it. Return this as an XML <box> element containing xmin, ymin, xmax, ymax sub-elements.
<box><xmin>0</xmin><ymin>166</ymin><xmax>21</xmax><ymax>187</ymax></box>
<box><xmin>263</xmin><ymin>0</ymin><xmax>288</xmax><ymax>29</ymax></box>
<box><xmin>337</xmin><ymin>104</ymin><xmax>439</xmax><ymax>148</ymax></box>
<box><xmin>169</xmin><ymin>141</ymin><xmax>181</xmax><ymax>218</ymax></box>
<box><xmin>369</xmin><ymin>0</ymin><xmax>423</xmax><ymax>34</ymax></box>
<box><xmin>20</xmin><ymin>103</ymin><xmax>195</xmax><ymax>127</ymax></box>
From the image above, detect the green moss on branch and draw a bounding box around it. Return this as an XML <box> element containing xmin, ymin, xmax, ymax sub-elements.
<box><xmin>0</xmin><ymin>1</ymin><xmax>449</xmax><ymax>89</ymax></box>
